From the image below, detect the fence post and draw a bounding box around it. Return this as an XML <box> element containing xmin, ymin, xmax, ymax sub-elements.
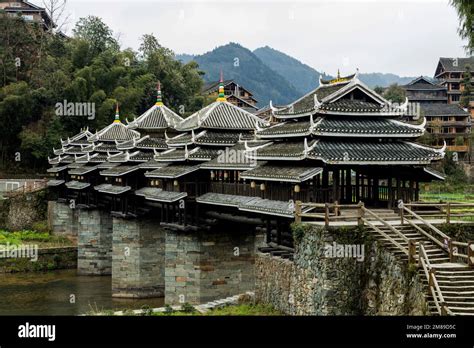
<box><xmin>429</xmin><ymin>268</ymin><xmax>434</xmax><ymax>288</ymax></box>
<box><xmin>399</xmin><ymin>201</ymin><xmax>404</xmax><ymax>225</ymax></box>
<box><xmin>408</xmin><ymin>240</ymin><xmax>416</xmax><ymax>266</ymax></box>
<box><xmin>295</xmin><ymin>200</ymin><xmax>302</xmax><ymax>223</ymax></box>
<box><xmin>446</xmin><ymin>202</ymin><xmax>450</xmax><ymax>224</ymax></box>
<box><xmin>468</xmin><ymin>241</ymin><xmax>474</xmax><ymax>268</ymax></box>
<box><xmin>448</xmin><ymin>238</ymin><xmax>454</xmax><ymax>262</ymax></box>
<box><xmin>357</xmin><ymin>201</ymin><xmax>364</xmax><ymax>227</ymax></box>
<box><xmin>324</xmin><ymin>203</ymin><xmax>329</xmax><ymax>228</ymax></box>
<box><xmin>334</xmin><ymin>200</ymin><xmax>339</xmax><ymax>217</ymax></box>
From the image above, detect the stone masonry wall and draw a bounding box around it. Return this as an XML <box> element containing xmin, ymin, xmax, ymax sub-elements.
<box><xmin>48</xmin><ymin>201</ymin><xmax>78</xmax><ymax>239</ymax></box>
<box><xmin>77</xmin><ymin>209</ymin><xmax>112</xmax><ymax>275</ymax></box>
<box><xmin>165</xmin><ymin>228</ymin><xmax>265</xmax><ymax>305</ymax></box>
<box><xmin>255</xmin><ymin>225</ymin><xmax>428</xmax><ymax>315</ymax></box>
<box><xmin>112</xmin><ymin>218</ymin><xmax>165</xmax><ymax>298</ymax></box>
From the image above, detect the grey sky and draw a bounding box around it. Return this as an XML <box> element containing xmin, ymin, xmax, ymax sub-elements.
<box><xmin>55</xmin><ymin>0</ymin><xmax>468</xmax><ymax>77</ymax></box>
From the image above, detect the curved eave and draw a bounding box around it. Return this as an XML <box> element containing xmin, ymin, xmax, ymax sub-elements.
<box><xmin>312</xmin><ymin>131</ymin><xmax>423</xmax><ymax>138</ymax></box>
<box><xmin>273</xmin><ymin>110</ymin><xmax>316</xmax><ymax>119</ymax></box>
<box><xmin>317</xmin><ymin>110</ymin><xmax>403</xmax><ymax>117</ymax></box>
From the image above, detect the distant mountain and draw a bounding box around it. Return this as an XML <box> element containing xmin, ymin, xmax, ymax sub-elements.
<box><xmin>175</xmin><ymin>53</ymin><xmax>195</xmax><ymax>64</ymax></box>
<box><xmin>253</xmin><ymin>46</ymin><xmax>331</xmax><ymax>96</ymax></box>
<box><xmin>177</xmin><ymin>43</ymin><xmax>419</xmax><ymax>107</ymax></box>
<box><xmin>358</xmin><ymin>73</ymin><xmax>418</xmax><ymax>88</ymax></box>
<box><xmin>178</xmin><ymin>43</ymin><xmax>302</xmax><ymax>106</ymax></box>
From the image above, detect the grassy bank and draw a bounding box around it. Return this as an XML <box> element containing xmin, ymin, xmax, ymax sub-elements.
<box><xmin>0</xmin><ymin>230</ymin><xmax>73</xmax><ymax>248</ymax></box>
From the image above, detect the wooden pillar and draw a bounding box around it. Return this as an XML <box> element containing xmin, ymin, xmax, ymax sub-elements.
<box><xmin>346</xmin><ymin>169</ymin><xmax>352</xmax><ymax>203</ymax></box>
<box><xmin>409</xmin><ymin>180</ymin><xmax>414</xmax><ymax>202</ymax></box>
<box><xmin>388</xmin><ymin>177</ymin><xmax>393</xmax><ymax>209</ymax></box>
<box><xmin>415</xmin><ymin>181</ymin><xmax>420</xmax><ymax>202</ymax></box>
<box><xmin>355</xmin><ymin>171</ymin><xmax>360</xmax><ymax>202</ymax></box>
<box><xmin>396</xmin><ymin>178</ymin><xmax>401</xmax><ymax>201</ymax></box>
<box><xmin>332</xmin><ymin>169</ymin><xmax>340</xmax><ymax>203</ymax></box>
<box><xmin>322</xmin><ymin>169</ymin><xmax>329</xmax><ymax>202</ymax></box>
<box><xmin>374</xmin><ymin>177</ymin><xmax>379</xmax><ymax>206</ymax></box>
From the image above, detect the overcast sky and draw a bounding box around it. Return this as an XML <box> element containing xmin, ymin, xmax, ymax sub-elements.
<box><xmin>52</xmin><ymin>0</ymin><xmax>468</xmax><ymax>77</ymax></box>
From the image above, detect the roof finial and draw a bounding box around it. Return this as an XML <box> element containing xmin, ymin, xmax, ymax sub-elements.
<box><xmin>114</xmin><ymin>103</ymin><xmax>121</xmax><ymax>123</ymax></box>
<box><xmin>156</xmin><ymin>81</ymin><xmax>164</xmax><ymax>106</ymax></box>
<box><xmin>337</xmin><ymin>69</ymin><xmax>340</xmax><ymax>79</ymax></box>
<box><xmin>216</xmin><ymin>69</ymin><xmax>226</xmax><ymax>102</ymax></box>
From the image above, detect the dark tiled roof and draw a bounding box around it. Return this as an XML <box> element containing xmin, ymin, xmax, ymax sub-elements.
<box><xmin>88</xmin><ymin>122</ymin><xmax>140</xmax><ymax>142</ymax></box>
<box><xmin>196</xmin><ymin>193</ymin><xmax>306</xmax><ymax>218</ymax></box>
<box><xmin>314</xmin><ymin>117</ymin><xmax>423</xmax><ymax>136</ymax></box>
<box><xmin>249</xmin><ymin>140</ymin><xmax>315</xmax><ymax>160</ymax></box>
<box><xmin>241</xmin><ymin>165</ymin><xmax>323</xmax><ymax>183</ymax></box>
<box><xmin>100</xmin><ymin>165</ymin><xmax>140</xmax><ymax>177</ymax></box>
<box><xmin>63</xmin><ymin>146</ymin><xmax>85</xmax><ymax>155</ymax></box>
<box><xmin>257</xmin><ymin>121</ymin><xmax>311</xmax><ymax>138</ymax></box>
<box><xmin>138</xmin><ymin>160</ymin><xmax>169</xmax><ymax>169</ymax></box>
<box><xmin>308</xmin><ymin>139</ymin><xmax>444</xmax><ymax>164</ymax></box>
<box><xmin>193</xmin><ymin>130</ymin><xmax>242</xmax><ymax>146</ymax></box>
<box><xmin>402</xmin><ymin>77</ymin><xmax>445</xmax><ymax>90</ymax></box>
<box><xmin>421</xmin><ymin>104</ymin><xmax>470</xmax><ymax>116</ymax></box>
<box><xmin>140</xmin><ymin>188</ymin><xmax>187</xmax><ymax>203</ymax></box>
<box><xmin>188</xmin><ymin>148</ymin><xmax>220</xmax><ymax>161</ymax></box>
<box><xmin>61</xmin><ymin>129</ymin><xmax>93</xmax><ymax>146</ymax></box>
<box><xmin>129</xmin><ymin>151</ymin><xmax>154</xmax><ymax>162</ymax></box>
<box><xmin>117</xmin><ymin>136</ymin><xmax>168</xmax><ymax>150</ymax></box>
<box><xmin>199</xmin><ymin>142</ymin><xmax>266</xmax><ymax>169</ymax></box>
<box><xmin>69</xmin><ymin>165</ymin><xmax>99</xmax><ymax>175</ymax></box>
<box><xmin>65</xmin><ymin>181</ymin><xmax>90</xmax><ymax>190</ymax></box>
<box><xmin>275</xmin><ymin>83</ymin><xmax>348</xmax><ymax>116</ymax></box>
<box><xmin>166</xmin><ymin>133</ymin><xmax>194</xmax><ymax>146</ymax></box>
<box><xmin>176</xmin><ymin>101</ymin><xmax>267</xmax><ymax>131</ymax></box>
<box><xmin>438</xmin><ymin>57</ymin><xmax>474</xmax><ymax>72</ymax></box>
<box><xmin>48</xmin><ymin>155</ymin><xmax>73</xmax><ymax>165</ymax></box>
<box><xmin>319</xmin><ymin>99</ymin><xmax>382</xmax><ymax>113</ymax></box>
<box><xmin>154</xmin><ymin>148</ymin><xmax>191</xmax><ymax>162</ymax></box>
<box><xmin>128</xmin><ymin>105</ymin><xmax>183</xmax><ymax>130</ymax></box>
<box><xmin>94</xmin><ymin>184</ymin><xmax>131</xmax><ymax>195</ymax></box>
<box><xmin>47</xmin><ymin>180</ymin><xmax>65</xmax><ymax>187</ymax></box>
<box><xmin>89</xmin><ymin>143</ymin><xmax>120</xmax><ymax>153</ymax></box>
<box><xmin>88</xmin><ymin>153</ymin><xmax>109</xmax><ymax>163</ymax></box>
<box><xmin>47</xmin><ymin>165</ymin><xmax>68</xmax><ymax>173</ymax></box>
<box><xmin>197</xmin><ymin>193</ymin><xmax>255</xmax><ymax>207</ymax></box>
<box><xmin>145</xmin><ymin>164</ymin><xmax>200</xmax><ymax>178</ymax></box>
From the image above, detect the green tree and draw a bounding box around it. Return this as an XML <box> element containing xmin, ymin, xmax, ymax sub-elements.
<box><xmin>460</xmin><ymin>64</ymin><xmax>472</xmax><ymax>108</ymax></box>
<box><xmin>383</xmin><ymin>84</ymin><xmax>406</xmax><ymax>103</ymax></box>
<box><xmin>73</xmin><ymin>16</ymin><xmax>119</xmax><ymax>57</ymax></box>
<box><xmin>450</xmin><ymin>0</ymin><xmax>474</xmax><ymax>54</ymax></box>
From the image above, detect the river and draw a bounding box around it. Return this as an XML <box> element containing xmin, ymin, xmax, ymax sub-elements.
<box><xmin>0</xmin><ymin>270</ymin><xmax>164</xmax><ymax>315</ymax></box>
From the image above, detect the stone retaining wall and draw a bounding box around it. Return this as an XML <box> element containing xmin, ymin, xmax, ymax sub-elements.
<box><xmin>255</xmin><ymin>225</ymin><xmax>428</xmax><ymax>315</ymax></box>
<box><xmin>0</xmin><ymin>246</ymin><xmax>77</xmax><ymax>272</ymax></box>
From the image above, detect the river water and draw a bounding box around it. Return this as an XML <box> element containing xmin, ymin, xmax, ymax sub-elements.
<box><xmin>0</xmin><ymin>270</ymin><xmax>164</xmax><ymax>315</ymax></box>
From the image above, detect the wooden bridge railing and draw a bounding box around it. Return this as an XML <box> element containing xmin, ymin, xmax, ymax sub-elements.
<box><xmin>404</xmin><ymin>202</ymin><xmax>474</xmax><ymax>223</ymax></box>
<box><xmin>4</xmin><ymin>179</ymin><xmax>48</xmax><ymax>198</ymax></box>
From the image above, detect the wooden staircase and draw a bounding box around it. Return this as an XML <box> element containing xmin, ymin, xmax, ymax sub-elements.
<box><xmin>364</xmin><ymin>209</ymin><xmax>474</xmax><ymax>316</ymax></box>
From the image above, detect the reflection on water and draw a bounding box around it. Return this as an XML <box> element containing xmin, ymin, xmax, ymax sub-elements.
<box><xmin>0</xmin><ymin>270</ymin><xmax>164</xmax><ymax>315</ymax></box>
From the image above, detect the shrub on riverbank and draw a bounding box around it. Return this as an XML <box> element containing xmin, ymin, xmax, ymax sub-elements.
<box><xmin>0</xmin><ymin>230</ymin><xmax>72</xmax><ymax>247</ymax></box>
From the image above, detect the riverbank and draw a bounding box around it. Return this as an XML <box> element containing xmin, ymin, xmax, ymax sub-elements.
<box><xmin>0</xmin><ymin>270</ymin><xmax>165</xmax><ymax>315</ymax></box>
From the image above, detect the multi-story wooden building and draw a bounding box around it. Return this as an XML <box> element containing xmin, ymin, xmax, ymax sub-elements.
<box><xmin>202</xmin><ymin>79</ymin><xmax>258</xmax><ymax>112</ymax></box>
<box><xmin>421</xmin><ymin>104</ymin><xmax>471</xmax><ymax>161</ymax></box>
<box><xmin>401</xmin><ymin>76</ymin><xmax>447</xmax><ymax>104</ymax></box>
<box><xmin>434</xmin><ymin>57</ymin><xmax>474</xmax><ymax>105</ymax></box>
<box><xmin>0</xmin><ymin>0</ymin><xmax>54</xmax><ymax>30</ymax></box>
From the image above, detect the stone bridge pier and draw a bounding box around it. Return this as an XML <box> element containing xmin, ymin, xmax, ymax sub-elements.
<box><xmin>77</xmin><ymin>208</ymin><xmax>113</xmax><ymax>275</ymax></box>
<box><xmin>164</xmin><ymin>227</ymin><xmax>266</xmax><ymax>305</ymax></box>
<box><xmin>111</xmin><ymin>218</ymin><xmax>165</xmax><ymax>298</ymax></box>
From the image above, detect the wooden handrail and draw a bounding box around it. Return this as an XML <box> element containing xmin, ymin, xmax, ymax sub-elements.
<box><xmin>419</xmin><ymin>243</ymin><xmax>453</xmax><ymax>316</ymax></box>
<box><xmin>362</xmin><ymin>217</ymin><xmax>409</xmax><ymax>257</ymax></box>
